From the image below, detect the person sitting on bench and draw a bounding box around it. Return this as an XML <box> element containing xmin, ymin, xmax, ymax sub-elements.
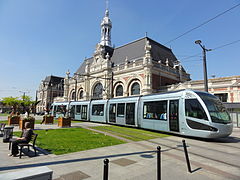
<box><xmin>8</xmin><ymin>122</ymin><xmax>33</xmax><ymax>157</ymax></box>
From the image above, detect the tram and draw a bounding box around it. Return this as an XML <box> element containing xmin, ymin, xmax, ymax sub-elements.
<box><xmin>50</xmin><ymin>102</ymin><xmax>69</xmax><ymax>118</ymax></box>
<box><xmin>51</xmin><ymin>89</ymin><xmax>233</xmax><ymax>138</ymax></box>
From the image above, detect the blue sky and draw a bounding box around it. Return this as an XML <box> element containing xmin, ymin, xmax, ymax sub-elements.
<box><xmin>0</xmin><ymin>0</ymin><xmax>239</xmax><ymax>99</ymax></box>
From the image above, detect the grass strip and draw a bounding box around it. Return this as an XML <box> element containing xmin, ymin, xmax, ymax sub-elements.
<box><xmin>0</xmin><ymin>113</ymin><xmax>9</xmax><ymax>116</ymax></box>
<box><xmin>14</xmin><ymin>127</ymin><xmax>125</xmax><ymax>155</ymax></box>
<box><xmin>92</xmin><ymin>125</ymin><xmax>169</xmax><ymax>141</ymax></box>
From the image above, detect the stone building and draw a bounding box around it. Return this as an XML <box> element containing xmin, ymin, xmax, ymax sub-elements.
<box><xmin>164</xmin><ymin>75</ymin><xmax>240</xmax><ymax>103</ymax></box>
<box><xmin>36</xmin><ymin>75</ymin><xmax>64</xmax><ymax>112</ymax></box>
<box><xmin>164</xmin><ymin>75</ymin><xmax>240</xmax><ymax>127</ymax></box>
<box><xmin>62</xmin><ymin>9</ymin><xmax>190</xmax><ymax>102</ymax></box>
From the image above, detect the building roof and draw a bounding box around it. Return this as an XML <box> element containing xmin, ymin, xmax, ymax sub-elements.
<box><xmin>75</xmin><ymin>37</ymin><xmax>179</xmax><ymax>74</ymax></box>
<box><xmin>44</xmin><ymin>75</ymin><xmax>64</xmax><ymax>85</ymax></box>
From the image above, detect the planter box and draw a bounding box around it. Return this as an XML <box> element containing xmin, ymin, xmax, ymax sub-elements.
<box><xmin>43</xmin><ymin>116</ymin><xmax>54</xmax><ymax>124</ymax></box>
<box><xmin>19</xmin><ymin>118</ymin><xmax>35</xmax><ymax>130</ymax></box>
<box><xmin>58</xmin><ymin>117</ymin><xmax>71</xmax><ymax>127</ymax></box>
<box><xmin>8</xmin><ymin>116</ymin><xmax>20</xmax><ymax>126</ymax></box>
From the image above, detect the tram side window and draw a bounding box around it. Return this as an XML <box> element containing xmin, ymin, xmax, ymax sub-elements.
<box><xmin>117</xmin><ymin>103</ymin><xmax>125</xmax><ymax>117</ymax></box>
<box><xmin>143</xmin><ymin>101</ymin><xmax>167</xmax><ymax>120</ymax></box>
<box><xmin>56</xmin><ymin>105</ymin><xmax>67</xmax><ymax>114</ymax></box>
<box><xmin>76</xmin><ymin>105</ymin><xmax>81</xmax><ymax>114</ymax></box>
<box><xmin>185</xmin><ymin>99</ymin><xmax>208</xmax><ymax>120</ymax></box>
<box><xmin>92</xmin><ymin>104</ymin><xmax>104</xmax><ymax>116</ymax></box>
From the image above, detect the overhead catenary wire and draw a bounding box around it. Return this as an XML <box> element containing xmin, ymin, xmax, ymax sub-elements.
<box><xmin>180</xmin><ymin>39</ymin><xmax>240</xmax><ymax>62</ymax></box>
<box><xmin>164</xmin><ymin>3</ymin><xmax>240</xmax><ymax>45</ymax></box>
<box><xmin>211</xmin><ymin>39</ymin><xmax>240</xmax><ymax>51</ymax></box>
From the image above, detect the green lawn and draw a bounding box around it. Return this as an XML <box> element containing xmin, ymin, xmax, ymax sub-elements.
<box><xmin>14</xmin><ymin>128</ymin><xmax>125</xmax><ymax>155</ymax></box>
<box><xmin>0</xmin><ymin>120</ymin><xmax>8</xmax><ymax>124</ymax></box>
<box><xmin>92</xmin><ymin>125</ymin><xmax>170</xmax><ymax>141</ymax></box>
<box><xmin>0</xmin><ymin>113</ymin><xmax>9</xmax><ymax>116</ymax></box>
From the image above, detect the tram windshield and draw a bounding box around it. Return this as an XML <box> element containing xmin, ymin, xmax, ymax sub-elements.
<box><xmin>196</xmin><ymin>92</ymin><xmax>231</xmax><ymax>124</ymax></box>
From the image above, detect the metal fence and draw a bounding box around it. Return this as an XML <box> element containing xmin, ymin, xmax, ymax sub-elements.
<box><xmin>229</xmin><ymin>112</ymin><xmax>240</xmax><ymax>127</ymax></box>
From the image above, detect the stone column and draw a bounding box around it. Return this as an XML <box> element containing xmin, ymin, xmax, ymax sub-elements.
<box><xmin>64</xmin><ymin>70</ymin><xmax>70</xmax><ymax>101</ymax></box>
<box><xmin>142</xmin><ymin>39</ymin><xmax>153</xmax><ymax>95</ymax></box>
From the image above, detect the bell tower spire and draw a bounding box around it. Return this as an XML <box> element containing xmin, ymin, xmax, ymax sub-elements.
<box><xmin>100</xmin><ymin>0</ymin><xmax>112</xmax><ymax>47</ymax></box>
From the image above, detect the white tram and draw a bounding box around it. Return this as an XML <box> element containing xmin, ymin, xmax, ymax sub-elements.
<box><xmin>51</xmin><ymin>90</ymin><xmax>233</xmax><ymax>138</ymax></box>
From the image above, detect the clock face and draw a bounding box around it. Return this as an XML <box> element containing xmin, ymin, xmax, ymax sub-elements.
<box><xmin>93</xmin><ymin>83</ymin><xmax>103</xmax><ymax>99</ymax></box>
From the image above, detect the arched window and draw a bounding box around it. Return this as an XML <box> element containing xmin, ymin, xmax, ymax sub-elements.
<box><xmin>79</xmin><ymin>91</ymin><xmax>84</xmax><ymax>99</ymax></box>
<box><xmin>116</xmin><ymin>85</ymin><xmax>123</xmax><ymax>97</ymax></box>
<box><xmin>131</xmin><ymin>82</ymin><xmax>140</xmax><ymax>95</ymax></box>
<box><xmin>71</xmin><ymin>92</ymin><xmax>76</xmax><ymax>100</ymax></box>
<box><xmin>93</xmin><ymin>83</ymin><xmax>103</xmax><ymax>99</ymax></box>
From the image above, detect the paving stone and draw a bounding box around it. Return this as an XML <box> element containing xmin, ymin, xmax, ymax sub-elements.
<box><xmin>111</xmin><ymin>158</ymin><xmax>137</xmax><ymax>166</ymax></box>
<box><xmin>58</xmin><ymin>170</ymin><xmax>90</xmax><ymax>180</ymax></box>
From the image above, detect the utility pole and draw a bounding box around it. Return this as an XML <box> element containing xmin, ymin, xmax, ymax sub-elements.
<box><xmin>19</xmin><ymin>90</ymin><xmax>28</xmax><ymax>113</ymax></box>
<box><xmin>19</xmin><ymin>91</ymin><xmax>26</xmax><ymax>101</ymax></box>
<box><xmin>75</xmin><ymin>78</ymin><xmax>77</xmax><ymax>101</ymax></box>
<box><xmin>195</xmin><ymin>40</ymin><xmax>212</xmax><ymax>92</ymax></box>
<box><xmin>34</xmin><ymin>90</ymin><xmax>38</xmax><ymax>115</ymax></box>
<box><xmin>49</xmin><ymin>84</ymin><xmax>51</xmax><ymax>106</ymax></box>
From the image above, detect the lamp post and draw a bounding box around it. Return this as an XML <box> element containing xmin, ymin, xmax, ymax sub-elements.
<box><xmin>19</xmin><ymin>90</ymin><xmax>28</xmax><ymax>113</ymax></box>
<box><xmin>49</xmin><ymin>82</ymin><xmax>53</xmax><ymax>111</ymax></box>
<box><xmin>195</xmin><ymin>40</ymin><xmax>212</xmax><ymax>92</ymax></box>
<box><xmin>74</xmin><ymin>78</ymin><xmax>77</xmax><ymax>101</ymax></box>
<box><xmin>34</xmin><ymin>90</ymin><xmax>38</xmax><ymax>115</ymax></box>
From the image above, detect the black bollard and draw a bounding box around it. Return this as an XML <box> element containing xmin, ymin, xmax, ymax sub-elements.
<box><xmin>182</xmin><ymin>140</ymin><xmax>192</xmax><ymax>173</ymax></box>
<box><xmin>103</xmin><ymin>158</ymin><xmax>109</xmax><ymax>180</ymax></box>
<box><xmin>157</xmin><ymin>146</ymin><xmax>161</xmax><ymax>180</ymax></box>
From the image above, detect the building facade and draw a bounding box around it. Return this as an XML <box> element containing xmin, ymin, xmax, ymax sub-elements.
<box><xmin>61</xmin><ymin>9</ymin><xmax>190</xmax><ymax>102</ymax></box>
<box><xmin>36</xmin><ymin>75</ymin><xmax>64</xmax><ymax>113</ymax></box>
<box><xmin>164</xmin><ymin>75</ymin><xmax>240</xmax><ymax>103</ymax></box>
<box><xmin>163</xmin><ymin>75</ymin><xmax>240</xmax><ymax>127</ymax></box>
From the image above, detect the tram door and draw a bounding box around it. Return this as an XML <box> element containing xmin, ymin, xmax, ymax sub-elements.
<box><xmin>70</xmin><ymin>105</ymin><xmax>75</xmax><ymax>119</ymax></box>
<box><xmin>81</xmin><ymin>105</ymin><xmax>88</xmax><ymax>120</ymax></box>
<box><xmin>109</xmin><ymin>104</ymin><xmax>116</xmax><ymax>123</ymax></box>
<box><xmin>169</xmin><ymin>100</ymin><xmax>179</xmax><ymax>132</ymax></box>
<box><xmin>126</xmin><ymin>103</ymin><xmax>135</xmax><ymax>125</ymax></box>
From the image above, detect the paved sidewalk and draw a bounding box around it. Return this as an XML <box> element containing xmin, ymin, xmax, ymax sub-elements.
<box><xmin>0</xmin><ymin>122</ymin><xmax>239</xmax><ymax>180</ymax></box>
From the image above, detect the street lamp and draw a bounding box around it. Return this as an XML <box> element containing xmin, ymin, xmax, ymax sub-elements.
<box><xmin>74</xmin><ymin>78</ymin><xmax>77</xmax><ymax>101</ymax></box>
<box><xmin>195</xmin><ymin>40</ymin><xmax>212</xmax><ymax>92</ymax></box>
<box><xmin>49</xmin><ymin>82</ymin><xmax>53</xmax><ymax>111</ymax></box>
<box><xmin>34</xmin><ymin>90</ymin><xmax>38</xmax><ymax>115</ymax></box>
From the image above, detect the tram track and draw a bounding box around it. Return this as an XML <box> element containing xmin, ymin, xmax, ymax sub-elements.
<box><xmin>156</xmin><ymin>136</ymin><xmax>239</xmax><ymax>156</ymax></box>
<box><xmin>149</xmin><ymin>137</ymin><xmax>240</xmax><ymax>169</ymax></box>
<box><xmin>208</xmin><ymin>139</ymin><xmax>240</xmax><ymax>150</ymax></box>
<box><xmin>89</xmin><ymin>126</ymin><xmax>240</xmax><ymax>170</ymax></box>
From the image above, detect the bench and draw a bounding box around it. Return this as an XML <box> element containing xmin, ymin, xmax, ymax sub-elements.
<box><xmin>18</xmin><ymin>133</ymin><xmax>38</xmax><ymax>159</ymax></box>
<box><xmin>9</xmin><ymin>134</ymin><xmax>38</xmax><ymax>158</ymax></box>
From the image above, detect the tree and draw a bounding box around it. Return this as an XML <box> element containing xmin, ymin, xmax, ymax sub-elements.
<box><xmin>2</xmin><ymin>95</ymin><xmax>36</xmax><ymax>114</ymax></box>
<box><xmin>2</xmin><ymin>97</ymin><xmax>21</xmax><ymax>113</ymax></box>
<box><xmin>19</xmin><ymin>95</ymin><xmax>36</xmax><ymax>115</ymax></box>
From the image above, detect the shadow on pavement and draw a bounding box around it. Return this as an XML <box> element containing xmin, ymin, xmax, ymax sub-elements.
<box><xmin>0</xmin><ymin>150</ymin><xmax>155</xmax><ymax>172</ymax></box>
